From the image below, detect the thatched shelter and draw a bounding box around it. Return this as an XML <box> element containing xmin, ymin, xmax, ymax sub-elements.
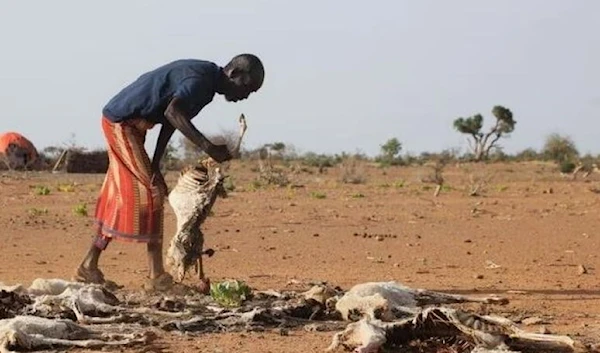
<box><xmin>53</xmin><ymin>149</ymin><xmax>109</xmax><ymax>174</ymax></box>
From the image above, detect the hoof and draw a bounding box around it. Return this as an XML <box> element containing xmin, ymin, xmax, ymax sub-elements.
<box><xmin>196</xmin><ymin>277</ymin><xmax>211</xmax><ymax>295</ymax></box>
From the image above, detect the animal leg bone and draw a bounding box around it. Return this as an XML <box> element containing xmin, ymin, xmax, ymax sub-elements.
<box><xmin>196</xmin><ymin>256</ymin><xmax>205</xmax><ymax>280</ymax></box>
<box><xmin>411</xmin><ymin>287</ymin><xmax>509</xmax><ymax>306</ymax></box>
<box><xmin>195</xmin><ymin>249</ymin><xmax>215</xmax><ymax>280</ymax></box>
<box><xmin>21</xmin><ymin>333</ymin><xmax>145</xmax><ymax>350</ymax></box>
<box><xmin>232</xmin><ymin>114</ymin><xmax>248</xmax><ymax>156</ymax></box>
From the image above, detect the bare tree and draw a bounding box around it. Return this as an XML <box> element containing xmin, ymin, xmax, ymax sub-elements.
<box><xmin>453</xmin><ymin>105</ymin><xmax>516</xmax><ymax>161</ymax></box>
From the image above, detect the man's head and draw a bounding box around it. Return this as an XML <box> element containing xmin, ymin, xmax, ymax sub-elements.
<box><xmin>217</xmin><ymin>54</ymin><xmax>265</xmax><ymax>102</ymax></box>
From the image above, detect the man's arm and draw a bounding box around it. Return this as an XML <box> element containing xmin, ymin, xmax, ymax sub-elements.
<box><xmin>150</xmin><ymin>122</ymin><xmax>175</xmax><ymax>173</ymax></box>
<box><xmin>164</xmin><ymin>97</ymin><xmax>232</xmax><ymax>163</ymax></box>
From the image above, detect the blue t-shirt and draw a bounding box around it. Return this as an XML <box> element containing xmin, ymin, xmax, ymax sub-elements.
<box><xmin>102</xmin><ymin>59</ymin><xmax>221</xmax><ymax>124</ymax></box>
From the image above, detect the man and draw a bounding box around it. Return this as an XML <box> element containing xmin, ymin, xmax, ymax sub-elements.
<box><xmin>74</xmin><ymin>54</ymin><xmax>265</xmax><ymax>291</ymax></box>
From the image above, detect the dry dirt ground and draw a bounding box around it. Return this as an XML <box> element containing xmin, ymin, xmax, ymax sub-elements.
<box><xmin>1</xmin><ymin>160</ymin><xmax>599</xmax><ymax>352</ymax></box>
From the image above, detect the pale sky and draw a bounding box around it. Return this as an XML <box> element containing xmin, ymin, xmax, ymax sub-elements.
<box><xmin>0</xmin><ymin>1</ymin><xmax>598</xmax><ymax>157</ymax></box>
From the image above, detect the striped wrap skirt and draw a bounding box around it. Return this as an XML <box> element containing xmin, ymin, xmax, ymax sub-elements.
<box><xmin>93</xmin><ymin>116</ymin><xmax>164</xmax><ymax>248</ymax></box>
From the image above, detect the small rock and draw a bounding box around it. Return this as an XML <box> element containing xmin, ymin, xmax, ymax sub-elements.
<box><xmin>464</xmin><ymin>239</ymin><xmax>472</xmax><ymax>243</ymax></box>
<box><xmin>375</xmin><ymin>235</ymin><xmax>384</xmax><ymax>242</ymax></box>
<box><xmin>34</xmin><ymin>260</ymin><xmax>47</xmax><ymax>265</ymax></box>
<box><xmin>278</xmin><ymin>328</ymin><xmax>289</xmax><ymax>336</ymax></box>
<box><xmin>474</xmin><ymin>274</ymin><xmax>484</xmax><ymax>279</ymax></box>
<box><xmin>522</xmin><ymin>317</ymin><xmax>544</xmax><ymax>326</ymax></box>
<box><xmin>313</xmin><ymin>233</ymin><xmax>319</xmax><ymax>237</ymax></box>
<box><xmin>577</xmin><ymin>264</ymin><xmax>588</xmax><ymax>275</ymax></box>
<box><xmin>393</xmin><ymin>263</ymin><xmax>400</xmax><ymax>268</ymax></box>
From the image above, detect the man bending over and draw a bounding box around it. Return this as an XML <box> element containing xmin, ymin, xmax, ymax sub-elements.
<box><xmin>74</xmin><ymin>54</ymin><xmax>265</xmax><ymax>291</ymax></box>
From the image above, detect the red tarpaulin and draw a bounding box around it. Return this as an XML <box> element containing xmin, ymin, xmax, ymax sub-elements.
<box><xmin>0</xmin><ymin>132</ymin><xmax>38</xmax><ymax>168</ymax></box>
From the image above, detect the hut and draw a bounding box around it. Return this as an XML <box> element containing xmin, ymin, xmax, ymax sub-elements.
<box><xmin>0</xmin><ymin>132</ymin><xmax>39</xmax><ymax>170</ymax></box>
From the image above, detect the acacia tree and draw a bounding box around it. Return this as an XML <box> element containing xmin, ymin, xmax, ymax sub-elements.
<box><xmin>376</xmin><ymin>138</ymin><xmax>403</xmax><ymax>166</ymax></box>
<box><xmin>453</xmin><ymin>105</ymin><xmax>516</xmax><ymax>161</ymax></box>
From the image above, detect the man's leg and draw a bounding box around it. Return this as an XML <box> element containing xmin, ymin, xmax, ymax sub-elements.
<box><xmin>75</xmin><ymin>236</ymin><xmax>110</xmax><ymax>283</ymax></box>
<box><xmin>144</xmin><ymin>196</ymin><xmax>172</xmax><ymax>290</ymax></box>
<box><xmin>147</xmin><ymin>242</ymin><xmax>165</xmax><ymax>279</ymax></box>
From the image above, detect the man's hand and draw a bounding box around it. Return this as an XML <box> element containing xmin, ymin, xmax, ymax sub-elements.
<box><xmin>152</xmin><ymin>171</ymin><xmax>168</xmax><ymax>196</ymax></box>
<box><xmin>207</xmin><ymin>144</ymin><xmax>234</xmax><ymax>163</ymax></box>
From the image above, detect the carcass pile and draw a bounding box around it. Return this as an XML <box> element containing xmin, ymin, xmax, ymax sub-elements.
<box><xmin>0</xmin><ymin>278</ymin><xmax>594</xmax><ymax>353</ymax></box>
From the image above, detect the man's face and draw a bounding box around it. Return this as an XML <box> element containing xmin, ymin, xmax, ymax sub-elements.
<box><xmin>224</xmin><ymin>72</ymin><xmax>260</xmax><ymax>102</ymax></box>
<box><xmin>224</xmin><ymin>86</ymin><xmax>254</xmax><ymax>102</ymax></box>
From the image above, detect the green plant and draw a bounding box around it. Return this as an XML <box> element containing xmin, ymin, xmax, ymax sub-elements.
<box><xmin>248</xmin><ymin>179</ymin><xmax>264</xmax><ymax>191</ymax></box>
<box><xmin>223</xmin><ymin>177</ymin><xmax>235</xmax><ymax>192</ymax></box>
<box><xmin>375</xmin><ymin>138</ymin><xmax>403</xmax><ymax>166</ymax></box>
<box><xmin>441</xmin><ymin>184</ymin><xmax>452</xmax><ymax>192</ymax></box>
<box><xmin>57</xmin><ymin>183</ymin><xmax>75</xmax><ymax>192</ymax></box>
<box><xmin>28</xmin><ymin>208</ymin><xmax>48</xmax><ymax>216</ymax></box>
<box><xmin>310</xmin><ymin>191</ymin><xmax>327</xmax><ymax>199</ymax></box>
<box><xmin>497</xmin><ymin>185</ymin><xmax>509</xmax><ymax>192</ymax></box>
<box><xmin>300</xmin><ymin>152</ymin><xmax>339</xmax><ymax>169</ymax></box>
<box><xmin>514</xmin><ymin>148</ymin><xmax>540</xmax><ymax>162</ymax></box>
<box><xmin>350</xmin><ymin>192</ymin><xmax>365</xmax><ymax>198</ymax></box>
<box><xmin>542</xmin><ymin>133</ymin><xmax>579</xmax><ymax>164</ymax></box>
<box><xmin>394</xmin><ymin>180</ymin><xmax>405</xmax><ymax>188</ymax></box>
<box><xmin>73</xmin><ymin>203</ymin><xmax>88</xmax><ymax>216</ymax></box>
<box><xmin>34</xmin><ymin>185</ymin><xmax>51</xmax><ymax>196</ymax></box>
<box><xmin>559</xmin><ymin>160</ymin><xmax>577</xmax><ymax>174</ymax></box>
<box><xmin>210</xmin><ymin>280</ymin><xmax>252</xmax><ymax>307</ymax></box>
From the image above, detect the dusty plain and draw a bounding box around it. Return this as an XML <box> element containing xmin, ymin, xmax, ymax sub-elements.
<box><xmin>1</xmin><ymin>160</ymin><xmax>599</xmax><ymax>352</ymax></box>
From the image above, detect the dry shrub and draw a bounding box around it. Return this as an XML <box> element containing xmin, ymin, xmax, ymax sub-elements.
<box><xmin>253</xmin><ymin>144</ymin><xmax>290</xmax><ymax>187</ymax></box>
<box><xmin>340</xmin><ymin>158</ymin><xmax>367</xmax><ymax>184</ymax></box>
<box><xmin>466</xmin><ymin>170</ymin><xmax>494</xmax><ymax>197</ymax></box>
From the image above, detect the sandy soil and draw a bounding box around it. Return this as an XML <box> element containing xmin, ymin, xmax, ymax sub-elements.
<box><xmin>1</xmin><ymin>160</ymin><xmax>599</xmax><ymax>352</ymax></box>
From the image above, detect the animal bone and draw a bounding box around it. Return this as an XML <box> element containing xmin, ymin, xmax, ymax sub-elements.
<box><xmin>167</xmin><ymin>114</ymin><xmax>247</xmax><ymax>283</ymax></box>
<box><xmin>231</xmin><ymin>114</ymin><xmax>248</xmax><ymax>158</ymax></box>
<box><xmin>326</xmin><ymin>318</ymin><xmax>387</xmax><ymax>353</ymax></box>
<box><xmin>302</xmin><ymin>285</ymin><xmax>338</xmax><ymax>306</ymax></box>
<box><xmin>24</xmin><ymin>279</ymin><xmax>121</xmax><ymax>323</ymax></box>
<box><xmin>333</xmin><ymin>281</ymin><xmax>508</xmax><ymax>321</ymax></box>
<box><xmin>0</xmin><ymin>315</ymin><xmax>149</xmax><ymax>353</ymax></box>
<box><xmin>7</xmin><ymin>279</ymin><xmax>189</xmax><ymax>324</ymax></box>
<box><xmin>327</xmin><ymin>307</ymin><xmax>584</xmax><ymax>353</ymax></box>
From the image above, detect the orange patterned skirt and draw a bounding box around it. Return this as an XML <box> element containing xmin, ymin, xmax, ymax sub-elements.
<box><xmin>93</xmin><ymin>116</ymin><xmax>164</xmax><ymax>248</ymax></box>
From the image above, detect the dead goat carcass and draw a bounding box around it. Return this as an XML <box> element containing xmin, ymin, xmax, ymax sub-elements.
<box><xmin>0</xmin><ymin>315</ymin><xmax>149</xmax><ymax>353</ymax></box>
<box><xmin>327</xmin><ymin>307</ymin><xmax>585</xmax><ymax>353</ymax></box>
<box><xmin>26</xmin><ymin>279</ymin><xmax>122</xmax><ymax>323</ymax></box>
<box><xmin>167</xmin><ymin>114</ymin><xmax>247</xmax><ymax>287</ymax></box>
<box><xmin>333</xmin><ymin>281</ymin><xmax>508</xmax><ymax>322</ymax></box>
<box><xmin>22</xmin><ymin>279</ymin><xmax>190</xmax><ymax>323</ymax></box>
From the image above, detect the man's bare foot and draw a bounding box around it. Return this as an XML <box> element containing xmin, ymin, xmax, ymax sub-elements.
<box><xmin>73</xmin><ymin>266</ymin><xmax>105</xmax><ymax>284</ymax></box>
<box><xmin>143</xmin><ymin>272</ymin><xmax>174</xmax><ymax>292</ymax></box>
